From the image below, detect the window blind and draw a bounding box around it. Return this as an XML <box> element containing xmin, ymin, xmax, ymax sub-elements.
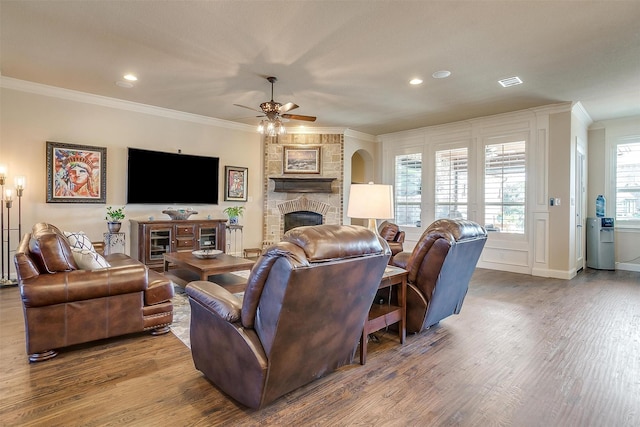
<box><xmin>395</xmin><ymin>153</ymin><xmax>422</xmax><ymax>227</ymax></box>
<box><xmin>435</xmin><ymin>147</ymin><xmax>468</xmax><ymax>219</ymax></box>
<box><xmin>484</xmin><ymin>140</ymin><xmax>526</xmax><ymax>233</ymax></box>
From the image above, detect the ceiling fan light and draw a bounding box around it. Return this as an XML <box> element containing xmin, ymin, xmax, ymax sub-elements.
<box><xmin>257</xmin><ymin>121</ymin><xmax>265</xmax><ymax>133</ymax></box>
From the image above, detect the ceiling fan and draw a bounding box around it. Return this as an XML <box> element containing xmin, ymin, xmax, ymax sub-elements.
<box><xmin>234</xmin><ymin>76</ymin><xmax>316</xmax><ymax>135</ymax></box>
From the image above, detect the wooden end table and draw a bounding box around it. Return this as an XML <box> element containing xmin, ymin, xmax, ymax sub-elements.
<box><xmin>360</xmin><ymin>265</ymin><xmax>408</xmax><ymax>364</ymax></box>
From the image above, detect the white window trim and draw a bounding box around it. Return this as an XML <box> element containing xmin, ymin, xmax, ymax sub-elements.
<box><xmin>608</xmin><ymin>134</ymin><xmax>640</xmax><ymax>227</ymax></box>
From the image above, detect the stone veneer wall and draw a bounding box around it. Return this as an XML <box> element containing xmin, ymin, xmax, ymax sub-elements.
<box><xmin>263</xmin><ymin>133</ymin><xmax>344</xmax><ymax>245</ymax></box>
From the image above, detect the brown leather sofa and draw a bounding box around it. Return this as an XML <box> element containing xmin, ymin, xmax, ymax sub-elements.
<box><xmin>391</xmin><ymin>219</ymin><xmax>487</xmax><ymax>334</ymax></box>
<box><xmin>14</xmin><ymin>223</ymin><xmax>174</xmax><ymax>362</ymax></box>
<box><xmin>186</xmin><ymin>224</ymin><xmax>391</xmax><ymax>408</ymax></box>
<box><xmin>378</xmin><ymin>220</ymin><xmax>405</xmax><ymax>262</ymax></box>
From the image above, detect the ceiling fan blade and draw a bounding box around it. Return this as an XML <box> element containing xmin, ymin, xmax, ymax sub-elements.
<box><xmin>233</xmin><ymin>103</ymin><xmax>263</xmax><ymax>113</ymax></box>
<box><xmin>278</xmin><ymin>102</ymin><xmax>299</xmax><ymax>113</ymax></box>
<box><xmin>281</xmin><ymin>113</ymin><xmax>317</xmax><ymax>122</ymax></box>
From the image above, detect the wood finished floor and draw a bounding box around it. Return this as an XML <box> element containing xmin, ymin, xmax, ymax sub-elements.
<box><xmin>1</xmin><ymin>268</ymin><xmax>639</xmax><ymax>426</ymax></box>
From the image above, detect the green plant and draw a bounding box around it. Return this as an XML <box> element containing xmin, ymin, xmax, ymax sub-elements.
<box><xmin>223</xmin><ymin>206</ymin><xmax>245</xmax><ymax>218</ymax></box>
<box><xmin>105</xmin><ymin>206</ymin><xmax>125</xmax><ymax>222</ymax></box>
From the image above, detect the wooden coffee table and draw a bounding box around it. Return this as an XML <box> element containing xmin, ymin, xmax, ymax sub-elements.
<box><xmin>163</xmin><ymin>252</ymin><xmax>255</xmax><ymax>281</ymax></box>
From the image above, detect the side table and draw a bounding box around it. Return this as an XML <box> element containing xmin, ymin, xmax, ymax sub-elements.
<box><xmin>360</xmin><ymin>265</ymin><xmax>408</xmax><ymax>364</ymax></box>
<box><xmin>103</xmin><ymin>232</ymin><xmax>126</xmax><ymax>255</ymax></box>
<box><xmin>226</xmin><ymin>224</ymin><xmax>243</xmax><ymax>256</ymax></box>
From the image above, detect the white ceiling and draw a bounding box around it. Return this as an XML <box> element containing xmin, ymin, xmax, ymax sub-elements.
<box><xmin>1</xmin><ymin>0</ymin><xmax>639</xmax><ymax>136</ymax></box>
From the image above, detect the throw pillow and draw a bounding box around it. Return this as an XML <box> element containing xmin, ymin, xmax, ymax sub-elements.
<box><xmin>71</xmin><ymin>248</ymin><xmax>111</xmax><ymax>270</ymax></box>
<box><xmin>64</xmin><ymin>231</ymin><xmax>97</xmax><ymax>253</ymax></box>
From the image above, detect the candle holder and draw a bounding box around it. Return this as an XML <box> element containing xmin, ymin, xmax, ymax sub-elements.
<box><xmin>15</xmin><ymin>176</ymin><xmax>25</xmax><ymax>240</ymax></box>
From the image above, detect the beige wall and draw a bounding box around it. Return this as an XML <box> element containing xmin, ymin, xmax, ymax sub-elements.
<box><xmin>588</xmin><ymin>116</ymin><xmax>640</xmax><ymax>270</ymax></box>
<box><xmin>0</xmin><ymin>85</ymin><xmax>264</xmax><ymax>277</ymax></box>
<box><xmin>547</xmin><ymin>112</ymin><xmax>572</xmax><ymax>272</ymax></box>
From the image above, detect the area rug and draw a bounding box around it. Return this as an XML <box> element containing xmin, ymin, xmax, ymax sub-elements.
<box><xmin>170</xmin><ymin>270</ymin><xmax>250</xmax><ymax>348</ymax></box>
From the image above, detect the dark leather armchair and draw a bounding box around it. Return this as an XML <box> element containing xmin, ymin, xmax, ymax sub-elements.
<box><xmin>378</xmin><ymin>220</ymin><xmax>405</xmax><ymax>261</ymax></box>
<box><xmin>14</xmin><ymin>223</ymin><xmax>174</xmax><ymax>362</ymax></box>
<box><xmin>392</xmin><ymin>219</ymin><xmax>487</xmax><ymax>334</ymax></box>
<box><xmin>186</xmin><ymin>224</ymin><xmax>391</xmax><ymax>408</ymax></box>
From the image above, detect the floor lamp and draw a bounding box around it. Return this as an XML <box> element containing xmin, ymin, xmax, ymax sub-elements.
<box><xmin>347</xmin><ymin>182</ymin><xmax>395</xmax><ymax>236</ymax></box>
<box><xmin>3</xmin><ymin>189</ymin><xmax>13</xmax><ymax>285</ymax></box>
<box><xmin>0</xmin><ymin>167</ymin><xmax>4</xmax><ymax>282</ymax></box>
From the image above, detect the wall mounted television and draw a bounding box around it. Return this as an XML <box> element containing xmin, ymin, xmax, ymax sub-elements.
<box><xmin>127</xmin><ymin>147</ymin><xmax>219</xmax><ymax>204</ymax></box>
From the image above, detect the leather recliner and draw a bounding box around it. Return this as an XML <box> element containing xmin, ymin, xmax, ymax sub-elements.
<box><xmin>186</xmin><ymin>224</ymin><xmax>391</xmax><ymax>409</ymax></box>
<box><xmin>391</xmin><ymin>219</ymin><xmax>487</xmax><ymax>334</ymax></box>
<box><xmin>14</xmin><ymin>223</ymin><xmax>175</xmax><ymax>362</ymax></box>
<box><xmin>378</xmin><ymin>220</ymin><xmax>405</xmax><ymax>262</ymax></box>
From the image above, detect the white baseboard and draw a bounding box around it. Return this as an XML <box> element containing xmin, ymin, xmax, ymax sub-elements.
<box><xmin>616</xmin><ymin>262</ymin><xmax>640</xmax><ymax>272</ymax></box>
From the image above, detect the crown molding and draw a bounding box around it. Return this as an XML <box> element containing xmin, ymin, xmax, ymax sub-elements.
<box><xmin>0</xmin><ymin>76</ymin><xmax>256</xmax><ymax>132</ymax></box>
<box><xmin>571</xmin><ymin>101</ymin><xmax>593</xmax><ymax>127</ymax></box>
<box><xmin>1</xmin><ymin>76</ymin><xmax>379</xmax><ymax>139</ymax></box>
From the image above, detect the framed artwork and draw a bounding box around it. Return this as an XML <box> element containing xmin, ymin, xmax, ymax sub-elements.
<box><xmin>46</xmin><ymin>141</ymin><xmax>107</xmax><ymax>203</ymax></box>
<box><xmin>283</xmin><ymin>145</ymin><xmax>321</xmax><ymax>174</ymax></box>
<box><xmin>224</xmin><ymin>165</ymin><xmax>248</xmax><ymax>202</ymax></box>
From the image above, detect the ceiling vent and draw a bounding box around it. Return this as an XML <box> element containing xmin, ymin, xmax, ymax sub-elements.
<box><xmin>498</xmin><ymin>76</ymin><xmax>523</xmax><ymax>87</ymax></box>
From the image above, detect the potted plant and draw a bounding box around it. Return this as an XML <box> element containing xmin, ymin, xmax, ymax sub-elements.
<box><xmin>223</xmin><ymin>206</ymin><xmax>244</xmax><ymax>225</ymax></box>
<box><xmin>105</xmin><ymin>206</ymin><xmax>125</xmax><ymax>232</ymax></box>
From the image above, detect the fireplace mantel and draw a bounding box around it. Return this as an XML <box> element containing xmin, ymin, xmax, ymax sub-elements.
<box><xmin>270</xmin><ymin>177</ymin><xmax>336</xmax><ymax>193</ymax></box>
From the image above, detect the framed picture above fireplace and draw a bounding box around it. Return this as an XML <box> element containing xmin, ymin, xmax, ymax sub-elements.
<box><xmin>283</xmin><ymin>145</ymin><xmax>321</xmax><ymax>174</ymax></box>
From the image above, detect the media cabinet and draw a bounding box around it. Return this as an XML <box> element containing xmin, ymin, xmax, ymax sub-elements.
<box><xmin>130</xmin><ymin>219</ymin><xmax>227</xmax><ymax>271</ymax></box>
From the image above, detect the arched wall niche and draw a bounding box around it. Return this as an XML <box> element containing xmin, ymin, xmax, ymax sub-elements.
<box><xmin>349</xmin><ymin>148</ymin><xmax>375</xmax><ymax>227</ymax></box>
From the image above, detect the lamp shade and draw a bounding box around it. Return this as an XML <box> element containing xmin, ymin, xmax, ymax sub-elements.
<box><xmin>347</xmin><ymin>182</ymin><xmax>394</xmax><ymax>220</ymax></box>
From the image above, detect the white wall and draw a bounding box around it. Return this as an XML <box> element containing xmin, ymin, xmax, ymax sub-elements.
<box><xmin>588</xmin><ymin>116</ymin><xmax>640</xmax><ymax>271</ymax></box>
<box><xmin>0</xmin><ymin>79</ymin><xmax>264</xmax><ymax>279</ymax></box>
<box><xmin>380</xmin><ymin>103</ymin><xmax>584</xmax><ymax>278</ymax></box>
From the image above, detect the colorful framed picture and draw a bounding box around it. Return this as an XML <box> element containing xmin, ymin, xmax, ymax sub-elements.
<box><xmin>283</xmin><ymin>145</ymin><xmax>321</xmax><ymax>174</ymax></box>
<box><xmin>224</xmin><ymin>165</ymin><xmax>248</xmax><ymax>202</ymax></box>
<box><xmin>46</xmin><ymin>141</ymin><xmax>107</xmax><ymax>203</ymax></box>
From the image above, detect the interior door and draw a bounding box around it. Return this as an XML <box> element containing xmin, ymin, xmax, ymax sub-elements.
<box><xmin>575</xmin><ymin>143</ymin><xmax>586</xmax><ymax>271</ymax></box>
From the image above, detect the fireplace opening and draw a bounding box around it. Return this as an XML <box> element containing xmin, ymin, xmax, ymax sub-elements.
<box><xmin>284</xmin><ymin>211</ymin><xmax>323</xmax><ymax>233</ymax></box>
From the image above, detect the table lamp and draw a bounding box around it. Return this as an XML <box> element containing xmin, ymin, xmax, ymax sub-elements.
<box><xmin>347</xmin><ymin>182</ymin><xmax>394</xmax><ymax>236</ymax></box>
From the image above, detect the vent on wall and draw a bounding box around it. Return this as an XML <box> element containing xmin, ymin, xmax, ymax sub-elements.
<box><xmin>498</xmin><ymin>76</ymin><xmax>523</xmax><ymax>87</ymax></box>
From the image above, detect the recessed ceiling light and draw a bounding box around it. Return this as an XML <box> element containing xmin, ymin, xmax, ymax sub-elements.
<box><xmin>498</xmin><ymin>76</ymin><xmax>523</xmax><ymax>87</ymax></box>
<box><xmin>432</xmin><ymin>70</ymin><xmax>451</xmax><ymax>79</ymax></box>
<box><xmin>123</xmin><ymin>74</ymin><xmax>138</xmax><ymax>81</ymax></box>
<box><xmin>409</xmin><ymin>78</ymin><xmax>423</xmax><ymax>85</ymax></box>
<box><xmin>115</xmin><ymin>81</ymin><xmax>134</xmax><ymax>88</ymax></box>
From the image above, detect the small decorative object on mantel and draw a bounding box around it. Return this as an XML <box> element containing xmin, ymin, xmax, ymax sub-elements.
<box><xmin>105</xmin><ymin>206</ymin><xmax>125</xmax><ymax>233</ymax></box>
<box><xmin>162</xmin><ymin>208</ymin><xmax>197</xmax><ymax>220</ymax></box>
<box><xmin>223</xmin><ymin>206</ymin><xmax>244</xmax><ymax>225</ymax></box>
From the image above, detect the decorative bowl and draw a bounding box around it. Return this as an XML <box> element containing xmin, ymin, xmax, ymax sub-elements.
<box><xmin>192</xmin><ymin>249</ymin><xmax>223</xmax><ymax>259</ymax></box>
<box><xmin>162</xmin><ymin>209</ymin><xmax>197</xmax><ymax>220</ymax></box>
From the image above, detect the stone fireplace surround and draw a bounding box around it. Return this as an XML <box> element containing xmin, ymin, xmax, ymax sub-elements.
<box><xmin>263</xmin><ymin>134</ymin><xmax>344</xmax><ymax>246</ymax></box>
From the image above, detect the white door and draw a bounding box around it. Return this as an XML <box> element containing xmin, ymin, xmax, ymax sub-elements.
<box><xmin>576</xmin><ymin>144</ymin><xmax>586</xmax><ymax>271</ymax></box>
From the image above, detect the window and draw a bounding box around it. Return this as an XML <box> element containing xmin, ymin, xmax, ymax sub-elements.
<box><xmin>615</xmin><ymin>141</ymin><xmax>640</xmax><ymax>221</ymax></box>
<box><xmin>484</xmin><ymin>140</ymin><xmax>526</xmax><ymax>233</ymax></box>
<box><xmin>435</xmin><ymin>147</ymin><xmax>468</xmax><ymax>219</ymax></box>
<box><xmin>395</xmin><ymin>153</ymin><xmax>422</xmax><ymax>227</ymax></box>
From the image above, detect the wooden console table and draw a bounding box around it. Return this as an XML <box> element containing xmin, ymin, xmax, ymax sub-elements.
<box><xmin>360</xmin><ymin>265</ymin><xmax>408</xmax><ymax>365</ymax></box>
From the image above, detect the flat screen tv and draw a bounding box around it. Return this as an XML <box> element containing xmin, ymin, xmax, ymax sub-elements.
<box><xmin>127</xmin><ymin>147</ymin><xmax>219</xmax><ymax>204</ymax></box>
